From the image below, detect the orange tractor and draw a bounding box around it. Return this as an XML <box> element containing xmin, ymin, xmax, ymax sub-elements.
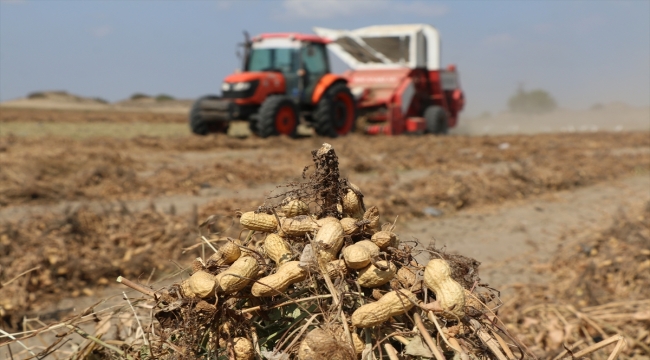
<box><xmin>190</xmin><ymin>24</ymin><xmax>465</xmax><ymax>137</ymax></box>
<box><xmin>190</xmin><ymin>33</ymin><xmax>356</xmax><ymax>138</ymax></box>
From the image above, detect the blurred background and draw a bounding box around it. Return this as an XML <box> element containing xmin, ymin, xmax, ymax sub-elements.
<box><xmin>1</xmin><ymin>0</ymin><xmax>649</xmax><ymax>118</ymax></box>
<box><xmin>0</xmin><ymin>1</ymin><xmax>649</xmax><ymax>359</ymax></box>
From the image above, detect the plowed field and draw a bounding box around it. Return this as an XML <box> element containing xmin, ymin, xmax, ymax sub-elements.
<box><xmin>1</xmin><ymin>107</ymin><xmax>649</xmax><ymax>358</ymax></box>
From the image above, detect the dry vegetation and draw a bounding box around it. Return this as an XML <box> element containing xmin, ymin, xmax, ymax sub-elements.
<box><xmin>0</xmin><ymin>108</ymin><xmax>649</xmax><ymax>359</ymax></box>
<box><xmin>503</xmin><ymin>202</ymin><xmax>650</xmax><ymax>359</ymax></box>
<box><xmin>1</xmin><ymin>132</ymin><xmax>648</xmax><ymax>214</ymax></box>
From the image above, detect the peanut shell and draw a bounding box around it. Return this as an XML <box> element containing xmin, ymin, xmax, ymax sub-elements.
<box><xmin>423</xmin><ymin>259</ymin><xmax>466</xmax><ymax>318</ymax></box>
<box><xmin>370</xmin><ymin>231</ymin><xmax>398</xmax><ymax>250</ymax></box>
<box><xmin>207</xmin><ymin>238</ymin><xmax>241</xmax><ymax>267</ymax></box>
<box><xmin>351</xmin><ymin>290</ymin><xmax>416</xmax><ymax>328</ymax></box>
<box><xmin>282</xmin><ymin>199</ymin><xmax>309</xmax><ymax>218</ymax></box>
<box><xmin>263</xmin><ymin>233</ymin><xmax>292</xmax><ymax>265</ymax></box>
<box><xmin>215</xmin><ymin>256</ymin><xmax>259</xmax><ymax>294</ymax></box>
<box><xmin>313</xmin><ymin>217</ymin><xmax>344</xmax><ymax>263</ymax></box>
<box><xmin>357</xmin><ymin>260</ymin><xmax>396</xmax><ymax>288</ymax></box>
<box><xmin>251</xmin><ymin>261</ymin><xmax>307</xmax><ymax>297</ymax></box>
<box><xmin>240</xmin><ymin>211</ymin><xmax>278</xmax><ymax>232</ymax></box>
<box><xmin>186</xmin><ymin>270</ymin><xmax>216</xmax><ymax>299</ymax></box>
<box><xmin>231</xmin><ymin>337</ymin><xmax>254</xmax><ymax>360</ymax></box>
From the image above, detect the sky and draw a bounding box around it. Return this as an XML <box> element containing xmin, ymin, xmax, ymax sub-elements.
<box><xmin>1</xmin><ymin>0</ymin><xmax>649</xmax><ymax>116</ymax></box>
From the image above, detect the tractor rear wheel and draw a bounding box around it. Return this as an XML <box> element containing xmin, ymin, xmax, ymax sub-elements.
<box><xmin>189</xmin><ymin>95</ymin><xmax>230</xmax><ymax>135</ymax></box>
<box><xmin>257</xmin><ymin>95</ymin><xmax>299</xmax><ymax>138</ymax></box>
<box><xmin>424</xmin><ymin>106</ymin><xmax>449</xmax><ymax>135</ymax></box>
<box><xmin>313</xmin><ymin>83</ymin><xmax>356</xmax><ymax>137</ymax></box>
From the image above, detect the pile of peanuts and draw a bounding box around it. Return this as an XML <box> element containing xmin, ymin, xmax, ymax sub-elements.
<box><xmin>162</xmin><ymin>144</ymin><xmax>491</xmax><ymax>360</ymax></box>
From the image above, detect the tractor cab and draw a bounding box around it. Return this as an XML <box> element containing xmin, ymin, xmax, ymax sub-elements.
<box><xmin>239</xmin><ymin>34</ymin><xmax>331</xmax><ymax>104</ymax></box>
<box><xmin>191</xmin><ymin>33</ymin><xmax>356</xmax><ymax>138</ymax></box>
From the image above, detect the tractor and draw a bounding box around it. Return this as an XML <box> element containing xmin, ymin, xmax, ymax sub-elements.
<box><xmin>189</xmin><ymin>33</ymin><xmax>356</xmax><ymax>138</ymax></box>
<box><xmin>190</xmin><ymin>24</ymin><xmax>465</xmax><ymax>137</ymax></box>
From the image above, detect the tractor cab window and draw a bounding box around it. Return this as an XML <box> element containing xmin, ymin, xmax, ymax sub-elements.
<box><xmin>361</xmin><ymin>36</ymin><xmax>410</xmax><ymax>63</ymax></box>
<box><xmin>301</xmin><ymin>43</ymin><xmax>328</xmax><ymax>74</ymax></box>
<box><xmin>247</xmin><ymin>48</ymin><xmax>299</xmax><ymax>74</ymax></box>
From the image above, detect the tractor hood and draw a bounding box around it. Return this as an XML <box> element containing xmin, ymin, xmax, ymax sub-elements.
<box><xmin>223</xmin><ymin>71</ymin><xmax>284</xmax><ymax>86</ymax></box>
<box><xmin>222</xmin><ymin>71</ymin><xmax>286</xmax><ymax>104</ymax></box>
<box><xmin>314</xmin><ymin>24</ymin><xmax>441</xmax><ymax>70</ymax></box>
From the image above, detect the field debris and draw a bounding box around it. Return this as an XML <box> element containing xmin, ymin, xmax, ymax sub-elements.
<box><xmin>503</xmin><ymin>201</ymin><xmax>650</xmax><ymax>359</ymax></box>
<box><xmin>125</xmin><ymin>143</ymin><xmax>521</xmax><ymax>359</ymax></box>
<box><xmin>0</xmin><ymin>144</ymin><xmax>522</xmax><ymax>359</ymax></box>
<box><xmin>1</xmin><ymin>140</ymin><xmax>647</xmax><ymax>359</ymax></box>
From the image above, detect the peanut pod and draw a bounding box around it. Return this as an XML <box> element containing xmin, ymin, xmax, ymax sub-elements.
<box><xmin>325</xmin><ymin>259</ymin><xmax>348</xmax><ymax>278</ymax></box>
<box><xmin>332</xmin><ymin>326</ymin><xmax>365</xmax><ymax>357</ymax></box>
<box><xmin>351</xmin><ymin>290</ymin><xmax>417</xmax><ymax>328</ymax></box>
<box><xmin>263</xmin><ymin>233</ymin><xmax>293</xmax><ymax>265</ymax></box>
<box><xmin>279</xmin><ymin>215</ymin><xmax>317</xmax><ymax>237</ymax></box>
<box><xmin>231</xmin><ymin>337</ymin><xmax>254</xmax><ymax>360</ymax></box>
<box><xmin>281</xmin><ymin>198</ymin><xmax>309</xmax><ymax>218</ymax></box>
<box><xmin>363</xmin><ymin>206</ymin><xmax>380</xmax><ymax>233</ymax></box>
<box><xmin>340</xmin><ymin>217</ymin><xmax>362</xmax><ymax>235</ymax></box>
<box><xmin>240</xmin><ymin>211</ymin><xmax>278</xmax><ymax>233</ymax></box>
<box><xmin>298</xmin><ymin>328</ymin><xmax>356</xmax><ymax>360</ymax></box>
<box><xmin>251</xmin><ymin>261</ymin><xmax>307</xmax><ymax>297</ymax></box>
<box><xmin>206</xmin><ymin>238</ymin><xmax>241</xmax><ymax>267</ymax></box>
<box><xmin>351</xmin><ymin>332</ymin><xmax>364</xmax><ymax>356</ymax></box>
<box><xmin>357</xmin><ymin>260</ymin><xmax>396</xmax><ymax>288</ymax></box>
<box><xmin>215</xmin><ymin>256</ymin><xmax>259</xmax><ymax>294</ymax></box>
<box><xmin>313</xmin><ymin>217</ymin><xmax>344</xmax><ymax>263</ymax></box>
<box><xmin>342</xmin><ymin>240</ymin><xmax>380</xmax><ymax>269</ymax></box>
<box><xmin>370</xmin><ymin>231</ymin><xmax>399</xmax><ymax>250</ymax></box>
<box><xmin>423</xmin><ymin>259</ymin><xmax>466</xmax><ymax>318</ymax></box>
<box><xmin>342</xmin><ymin>186</ymin><xmax>365</xmax><ymax>219</ymax></box>
<box><xmin>181</xmin><ymin>270</ymin><xmax>216</xmax><ymax>299</ymax></box>
<box><xmin>396</xmin><ymin>266</ymin><xmax>418</xmax><ymax>288</ymax></box>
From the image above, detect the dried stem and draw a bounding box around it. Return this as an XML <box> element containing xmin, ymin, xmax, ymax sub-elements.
<box><xmin>383</xmin><ymin>343</ymin><xmax>400</xmax><ymax>360</ymax></box>
<box><xmin>427</xmin><ymin>311</ymin><xmax>460</xmax><ymax>352</ymax></box>
<box><xmin>606</xmin><ymin>337</ymin><xmax>626</xmax><ymax>360</ymax></box>
<box><xmin>200</xmin><ymin>235</ymin><xmax>219</xmax><ymax>253</ymax></box>
<box><xmin>123</xmin><ymin>291</ymin><xmax>149</xmax><ymax>347</ymax></box>
<box><xmin>570</xmin><ymin>334</ymin><xmax>624</xmax><ymax>359</ymax></box>
<box><xmin>240</xmin><ymin>294</ymin><xmax>333</xmax><ymax>314</ymax></box>
<box><xmin>469</xmin><ymin>319</ymin><xmax>508</xmax><ymax>360</ymax></box>
<box><xmin>0</xmin><ymin>266</ymin><xmax>40</xmax><ymax>288</ymax></box>
<box><xmin>491</xmin><ymin>329</ymin><xmax>516</xmax><ymax>360</ymax></box>
<box><xmin>413</xmin><ymin>313</ymin><xmax>445</xmax><ymax>360</ymax></box>
<box><xmin>552</xmin><ymin>340</ymin><xmax>585</xmax><ymax>360</ymax></box>
<box><xmin>276</xmin><ymin>313</ymin><xmax>320</xmax><ymax>353</ymax></box>
<box><xmin>66</xmin><ymin>324</ymin><xmax>132</xmax><ymax>359</ymax></box>
<box><xmin>0</xmin><ymin>328</ymin><xmax>37</xmax><ymax>357</ymax></box>
<box><xmin>116</xmin><ymin>276</ymin><xmax>156</xmax><ymax>298</ymax></box>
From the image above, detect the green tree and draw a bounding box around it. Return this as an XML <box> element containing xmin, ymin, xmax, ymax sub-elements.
<box><xmin>508</xmin><ymin>86</ymin><xmax>557</xmax><ymax>114</ymax></box>
<box><xmin>130</xmin><ymin>93</ymin><xmax>150</xmax><ymax>100</ymax></box>
<box><xmin>155</xmin><ymin>94</ymin><xmax>175</xmax><ymax>102</ymax></box>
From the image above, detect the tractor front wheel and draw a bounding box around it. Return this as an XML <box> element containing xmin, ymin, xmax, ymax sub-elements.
<box><xmin>189</xmin><ymin>95</ymin><xmax>230</xmax><ymax>135</ymax></box>
<box><xmin>257</xmin><ymin>95</ymin><xmax>299</xmax><ymax>138</ymax></box>
<box><xmin>424</xmin><ymin>106</ymin><xmax>449</xmax><ymax>135</ymax></box>
<box><xmin>313</xmin><ymin>83</ymin><xmax>356</xmax><ymax>137</ymax></box>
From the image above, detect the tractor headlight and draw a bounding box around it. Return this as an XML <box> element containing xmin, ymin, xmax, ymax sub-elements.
<box><xmin>221</xmin><ymin>82</ymin><xmax>231</xmax><ymax>92</ymax></box>
<box><xmin>232</xmin><ymin>82</ymin><xmax>251</xmax><ymax>91</ymax></box>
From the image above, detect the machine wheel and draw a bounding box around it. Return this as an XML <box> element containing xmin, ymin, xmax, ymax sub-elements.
<box><xmin>248</xmin><ymin>119</ymin><xmax>259</xmax><ymax>136</ymax></box>
<box><xmin>424</xmin><ymin>106</ymin><xmax>449</xmax><ymax>135</ymax></box>
<box><xmin>313</xmin><ymin>82</ymin><xmax>356</xmax><ymax>137</ymax></box>
<box><xmin>189</xmin><ymin>95</ymin><xmax>230</xmax><ymax>135</ymax></box>
<box><xmin>257</xmin><ymin>95</ymin><xmax>299</xmax><ymax>138</ymax></box>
